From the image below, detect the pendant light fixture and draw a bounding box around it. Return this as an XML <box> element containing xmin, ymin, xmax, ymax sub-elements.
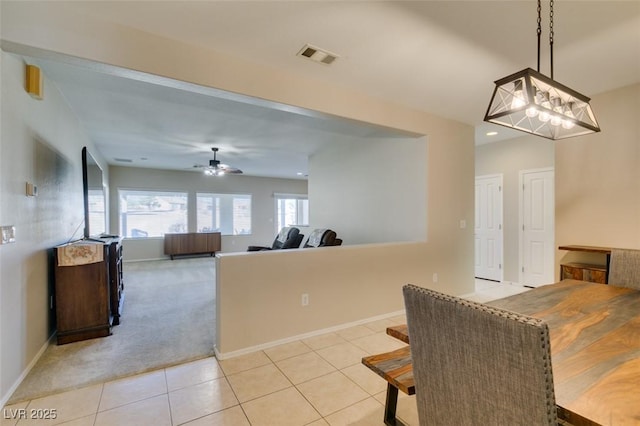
<box><xmin>484</xmin><ymin>0</ymin><xmax>600</xmax><ymax>140</ymax></box>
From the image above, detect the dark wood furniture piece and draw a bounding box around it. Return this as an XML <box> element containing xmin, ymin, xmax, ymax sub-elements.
<box><xmin>560</xmin><ymin>262</ymin><xmax>607</xmax><ymax>284</ymax></box>
<box><xmin>362</xmin><ymin>346</ymin><xmax>414</xmax><ymax>426</ymax></box>
<box><xmin>54</xmin><ymin>244</ymin><xmax>100</xmax><ymax>344</ymax></box>
<box><xmin>102</xmin><ymin>236</ymin><xmax>124</xmax><ymax>325</ymax></box>
<box><xmin>164</xmin><ymin>232</ymin><xmax>221</xmax><ymax>260</ymax></box>
<box><xmin>53</xmin><ymin>237</ymin><xmax>123</xmax><ymax>344</ymax></box>
<box><xmin>389</xmin><ymin>280</ymin><xmax>640</xmax><ymax>426</ymax></box>
<box><xmin>558</xmin><ymin>245</ymin><xmax>612</xmax><ymax>283</ymax></box>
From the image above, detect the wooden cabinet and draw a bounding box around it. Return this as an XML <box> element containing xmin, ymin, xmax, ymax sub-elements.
<box><xmin>560</xmin><ymin>262</ymin><xmax>607</xmax><ymax>284</ymax></box>
<box><xmin>558</xmin><ymin>245</ymin><xmax>612</xmax><ymax>284</ymax></box>
<box><xmin>164</xmin><ymin>232</ymin><xmax>221</xmax><ymax>259</ymax></box>
<box><xmin>54</xmin><ymin>242</ymin><xmax>111</xmax><ymax>344</ymax></box>
<box><xmin>54</xmin><ymin>237</ymin><xmax>124</xmax><ymax>344</ymax></box>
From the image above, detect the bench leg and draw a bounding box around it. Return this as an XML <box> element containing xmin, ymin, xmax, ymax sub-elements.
<box><xmin>384</xmin><ymin>383</ymin><xmax>408</xmax><ymax>426</ymax></box>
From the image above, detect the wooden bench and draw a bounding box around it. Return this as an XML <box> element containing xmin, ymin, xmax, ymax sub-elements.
<box><xmin>362</xmin><ymin>345</ymin><xmax>415</xmax><ymax>426</ymax></box>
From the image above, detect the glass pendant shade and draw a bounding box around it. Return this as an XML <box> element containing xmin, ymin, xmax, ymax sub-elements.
<box><xmin>484</xmin><ymin>68</ymin><xmax>600</xmax><ymax>140</ymax></box>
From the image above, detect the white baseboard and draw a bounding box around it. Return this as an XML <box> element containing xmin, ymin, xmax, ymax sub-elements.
<box><xmin>122</xmin><ymin>257</ymin><xmax>168</xmax><ymax>264</ymax></box>
<box><xmin>1</xmin><ymin>332</ymin><xmax>55</xmax><ymax>408</ymax></box>
<box><xmin>214</xmin><ymin>309</ymin><xmax>406</xmax><ymax>360</ymax></box>
<box><xmin>505</xmin><ymin>281</ymin><xmax>528</xmax><ymax>287</ymax></box>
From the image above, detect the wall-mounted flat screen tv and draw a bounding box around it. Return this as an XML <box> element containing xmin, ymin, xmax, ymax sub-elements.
<box><xmin>82</xmin><ymin>147</ymin><xmax>106</xmax><ymax>238</ymax></box>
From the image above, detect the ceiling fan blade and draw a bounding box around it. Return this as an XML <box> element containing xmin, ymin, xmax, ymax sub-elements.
<box><xmin>219</xmin><ymin>166</ymin><xmax>243</xmax><ymax>174</ymax></box>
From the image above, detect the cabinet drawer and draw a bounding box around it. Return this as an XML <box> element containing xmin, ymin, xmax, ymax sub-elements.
<box><xmin>561</xmin><ymin>263</ymin><xmax>607</xmax><ymax>284</ymax></box>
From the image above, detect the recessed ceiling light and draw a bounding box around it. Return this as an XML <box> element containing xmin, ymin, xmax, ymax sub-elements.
<box><xmin>486</xmin><ymin>131</ymin><xmax>498</xmax><ymax>136</ymax></box>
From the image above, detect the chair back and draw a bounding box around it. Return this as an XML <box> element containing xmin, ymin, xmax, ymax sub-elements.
<box><xmin>609</xmin><ymin>248</ymin><xmax>640</xmax><ymax>290</ymax></box>
<box><xmin>303</xmin><ymin>228</ymin><xmax>337</xmax><ymax>248</ymax></box>
<box><xmin>402</xmin><ymin>284</ymin><xmax>557</xmax><ymax>426</ymax></box>
<box><xmin>272</xmin><ymin>227</ymin><xmax>302</xmax><ymax>250</ymax></box>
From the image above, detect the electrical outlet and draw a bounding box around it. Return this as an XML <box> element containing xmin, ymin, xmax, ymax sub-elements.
<box><xmin>432</xmin><ymin>273</ymin><xmax>438</xmax><ymax>283</ymax></box>
<box><xmin>301</xmin><ymin>293</ymin><xmax>309</xmax><ymax>306</ymax></box>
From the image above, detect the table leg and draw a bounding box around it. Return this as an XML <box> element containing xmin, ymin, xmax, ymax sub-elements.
<box><xmin>384</xmin><ymin>383</ymin><xmax>408</xmax><ymax>426</ymax></box>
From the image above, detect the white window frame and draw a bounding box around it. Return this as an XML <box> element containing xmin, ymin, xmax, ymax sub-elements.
<box><xmin>118</xmin><ymin>189</ymin><xmax>188</xmax><ymax>238</ymax></box>
<box><xmin>196</xmin><ymin>192</ymin><xmax>252</xmax><ymax>236</ymax></box>
<box><xmin>274</xmin><ymin>193</ymin><xmax>309</xmax><ymax>233</ymax></box>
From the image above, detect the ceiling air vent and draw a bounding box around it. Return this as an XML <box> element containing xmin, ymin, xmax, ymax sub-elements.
<box><xmin>297</xmin><ymin>44</ymin><xmax>338</xmax><ymax>65</ymax></box>
<box><xmin>114</xmin><ymin>158</ymin><xmax>133</xmax><ymax>163</ymax></box>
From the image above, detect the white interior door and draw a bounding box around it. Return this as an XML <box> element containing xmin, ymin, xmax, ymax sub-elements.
<box><xmin>520</xmin><ymin>168</ymin><xmax>555</xmax><ymax>287</ymax></box>
<box><xmin>475</xmin><ymin>175</ymin><xmax>503</xmax><ymax>282</ymax></box>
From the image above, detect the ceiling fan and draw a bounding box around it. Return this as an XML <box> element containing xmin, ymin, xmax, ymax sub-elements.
<box><xmin>195</xmin><ymin>147</ymin><xmax>243</xmax><ymax>176</ymax></box>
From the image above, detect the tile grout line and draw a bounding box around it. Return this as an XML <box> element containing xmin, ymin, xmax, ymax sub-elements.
<box><xmin>7</xmin><ymin>296</ymin><xmax>506</xmax><ymax>426</ymax></box>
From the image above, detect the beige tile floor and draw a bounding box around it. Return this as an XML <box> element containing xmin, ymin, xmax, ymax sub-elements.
<box><xmin>1</xmin><ymin>281</ymin><xmax>528</xmax><ymax>426</ymax></box>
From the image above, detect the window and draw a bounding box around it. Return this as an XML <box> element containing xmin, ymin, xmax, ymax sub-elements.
<box><xmin>119</xmin><ymin>190</ymin><xmax>188</xmax><ymax>238</ymax></box>
<box><xmin>275</xmin><ymin>194</ymin><xmax>309</xmax><ymax>232</ymax></box>
<box><xmin>197</xmin><ymin>193</ymin><xmax>251</xmax><ymax>235</ymax></box>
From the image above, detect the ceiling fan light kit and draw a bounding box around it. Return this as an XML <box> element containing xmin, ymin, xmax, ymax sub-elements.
<box><xmin>484</xmin><ymin>0</ymin><xmax>600</xmax><ymax>140</ymax></box>
<box><xmin>204</xmin><ymin>166</ymin><xmax>224</xmax><ymax>176</ymax></box>
<box><xmin>202</xmin><ymin>147</ymin><xmax>242</xmax><ymax>176</ymax></box>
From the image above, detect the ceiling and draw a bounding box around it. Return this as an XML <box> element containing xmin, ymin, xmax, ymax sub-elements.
<box><xmin>14</xmin><ymin>1</ymin><xmax>640</xmax><ymax>178</ymax></box>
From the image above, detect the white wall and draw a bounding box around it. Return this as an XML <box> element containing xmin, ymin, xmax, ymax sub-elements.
<box><xmin>310</xmin><ymin>136</ymin><xmax>427</xmax><ymax>245</ymax></box>
<box><xmin>475</xmin><ymin>136</ymin><xmax>555</xmax><ymax>282</ymax></box>
<box><xmin>109</xmin><ymin>166</ymin><xmax>307</xmax><ymax>260</ymax></box>
<box><xmin>0</xmin><ymin>51</ymin><xmax>104</xmax><ymax>405</ymax></box>
<box><xmin>556</xmin><ymin>83</ymin><xmax>640</xmax><ymax>268</ymax></box>
<box><xmin>217</xmin><ymin>243</ymin><xmax>441</xmax><ymax>356</ymax></box>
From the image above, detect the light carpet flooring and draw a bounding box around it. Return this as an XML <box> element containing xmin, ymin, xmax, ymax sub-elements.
<box><xmin>7</xmin><ymin>258</ymin><xmax>216</xmax><ymax>404</ymax></box>
<box><xmin>2</xmin><ymin>279</ymin><xmax>528</xmax><ymax>425</ymax></box>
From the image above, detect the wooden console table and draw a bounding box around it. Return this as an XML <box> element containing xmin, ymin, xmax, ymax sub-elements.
<box><xmin>164</xmin><ymin>232</ymin><xmax>221</xmax><ymax>259</ymax></box>
<box><xmin>558</xmin><ymin>245</ymin><xmax>612</xmax><ymax>284</ymax></box>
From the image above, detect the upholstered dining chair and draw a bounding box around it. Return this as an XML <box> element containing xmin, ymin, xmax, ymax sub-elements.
<box><xmin>608</xmin><ymin>248</ymin><xmax>640</xmax><ymax>290</ymax></box>
<box><xmin>247</xmin><ymin>226</ymin><xmax>303</xmax><ymax>251</ymax></box>
<box><xmin>402</xmin><ymin>284</ymin><xmax>559</xmax><ymax>426</ymax></box>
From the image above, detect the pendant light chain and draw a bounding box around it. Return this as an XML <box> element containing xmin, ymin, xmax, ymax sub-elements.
<box><xmin>536</xmin><ymin>0</ymin><xmax>542</xmax><ymax>72</ymax></box>
<box><xmin>549</xmin><ymin>0</ymin><xmax>554</xmax><ymax>79</ymax></box>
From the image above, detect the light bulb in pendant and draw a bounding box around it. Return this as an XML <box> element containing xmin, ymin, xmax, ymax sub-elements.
<box><xmin>538</xmin><ymin>92</ymin><xmax>551</xmax><ymax>122</ymax></box>
<box><xmin>525</xmin><ymin>87</ymin><xmax>539</xmax><ymax>118</ymax></box>
<box><xmin>562</xmin><ymin>102</ymin><xmax>576</xmax><ymax>129</ymax></box>
<box><xmin>550</xmin><ymin>97</ymin><xmax>563</xmax><ymax>126</ymax></box>
<box><xmin>510</xmin><ymin>80</ymin><xmax>526</xmax><ymax>109</ymax></box>
<box><xmin>539</xmin><ymin>111</ymin><xmax>550</xmax><ymax>122</ymax></box>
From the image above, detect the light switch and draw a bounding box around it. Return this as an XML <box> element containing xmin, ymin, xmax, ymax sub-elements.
<box><xmin>459</xmin><ymin>220</ymin><xmax>467</xmax><ymax>229</ymax></box>
<box><xmin>1</xmin><ymin>226</ymin><xmax>16</xmax><ymax>244</ymax></box>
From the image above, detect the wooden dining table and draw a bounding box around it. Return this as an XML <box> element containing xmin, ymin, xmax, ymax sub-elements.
<box><xmin>387</xmin><ymin>279</ymin><xmax>640</xmax><ymax>426</ymax></box>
